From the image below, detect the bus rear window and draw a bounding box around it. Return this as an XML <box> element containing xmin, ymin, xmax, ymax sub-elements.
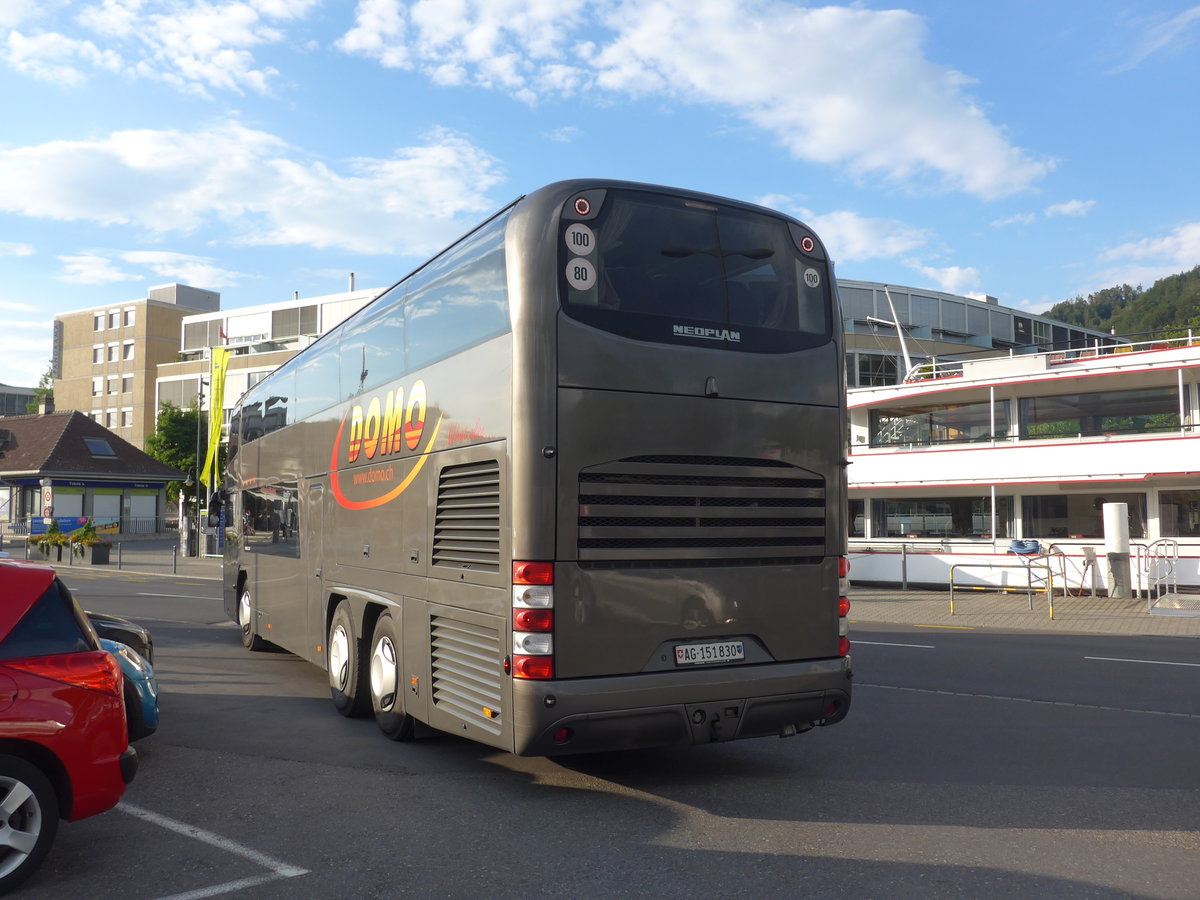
<box><xmin>560</xmin><ymin>190</ymin><xmax>831</xmax><ymax>353</ymax></box>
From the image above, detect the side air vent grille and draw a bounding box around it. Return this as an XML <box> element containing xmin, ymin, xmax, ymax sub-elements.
<box><xmin>431</xmin><ymin>616</ymin><xmax>503</xmax><ymax>735</ymax></box>
<box><xmin>433</xmin><ymin>459</ymin><xmax>501</xmax><ymax>573</ymax></box>
<box><xmin>578</xmin><ymin>455</ymin><xmax>826</xmax><ymax>565</ymax></box>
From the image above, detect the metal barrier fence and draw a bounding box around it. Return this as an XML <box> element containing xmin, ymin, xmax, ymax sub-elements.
<box><xmin>0</xmin><ymin>516</ymin><xmax>180</xmax><ymax>539</ymax></box>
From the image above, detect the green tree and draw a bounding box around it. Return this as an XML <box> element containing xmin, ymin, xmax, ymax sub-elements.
<box><xmin>145</xmin><ymin>400</ymin><xmax>207</xmax><ymax>506</ymax></box>
<box><xmin>24</xmin><ymin>363</ymin><xmax>54</xmax><ymax>413</ymax></box>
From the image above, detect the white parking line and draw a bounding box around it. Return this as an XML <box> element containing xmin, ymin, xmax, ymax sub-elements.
<box><xmin>136</xmin><ymin>592</ymin><xmax>215</xmax><ymax>600</ymax></box>
<box><xmin>854</xmin><ymin>640</ymin><xmax>936</xmax><ymax>649</ymax></box>
<box><xmin>119</xmin><ymin>803</ymin><xmax>308</xmax><ymax>898</ymax></box>
<box><xmin>1085</xmin><ymin>656</ymin><xmax>1200</xmax><ymax>668</ymax></box>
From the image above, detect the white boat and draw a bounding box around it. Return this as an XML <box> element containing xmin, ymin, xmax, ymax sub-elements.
<box><xmin>846</xmin><ymin>334</ymin><xmax>1200</xmax><ymax>606</ymax></box>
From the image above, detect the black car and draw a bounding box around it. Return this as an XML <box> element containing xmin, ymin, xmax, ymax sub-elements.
<box><xmin>86</xmin><ymin>611</ymin><xmax>153</xmax><ymax>665</ymax></box>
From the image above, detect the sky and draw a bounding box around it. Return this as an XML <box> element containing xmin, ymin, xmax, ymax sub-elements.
<box><xmin>2</xmin><ymin>0</ymin><xmax>1199</xmax><ymax>387</ymax></box>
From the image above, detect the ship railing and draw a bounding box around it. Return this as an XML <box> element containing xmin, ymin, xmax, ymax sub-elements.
<box><xmin>1134</xmin><ymin>540</ymin><xmax>1180</xmax><ymax>610</ymax></box>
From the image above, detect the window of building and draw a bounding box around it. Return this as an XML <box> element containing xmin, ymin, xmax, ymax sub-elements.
<box><xmin>870</xmin><ymin>399</ymin><xmax>1009</xmax><ymax>447</ymax></box>
<box><xmin>123</xmin><ymin>308</ymin><xmax>135</xmax><ymax>327</ymax></box>
<box><xmin>108</xmin><ymin>311</ymin><xmax>120</xmax><ymax>329</ymax></box>
<box><xmin>849</xmin><ymin>500</ymin><xmax>864</xmax><ymax>537</ymax></box>
<box><xmin>92</xmin><ymin>377</ymin><xmax>103</xmax><ymax>397</ymax></box>
<box><xmin>84</xmin><ymin>437</ymin><xmax>116</xmax><ymax>457</ymax></box>
<box><xmin>857</xmin><ymin>354</ymin><xmax>898</xmax><ymax>387</ymax></box>
<box><xmin>93</xmin><ymin>313</ymin><xmax>104</xmax><ymax>331</ymax></box>
<box><xmin>107</xmin><ymin>343</ymin><xmax>119</xmax><ymax>362</ymax></box>
<box><xmin>104</xmin><ymin>410</ymin><xmax>116</xmax><ymax>428</ymax></box>
<box><xmin>123</xmin><ymin>341</ymin><xmax>134</xmax><ymax>361</ymax></box>
<box><xmin>1160</xmin><ymin>490</ymin><xmax>1200</xmax><ymax>537</ymax></box>
<box><xmin>870</xmin><ymin>496</ymin><xmax>1012</xmax><ymax>538</ymax></box>
<box><xmin>1032</xmin><ymin>320</ymin><xmax>1052</xmax><ymax>347</ymax></box>
<box><xmin>107</xmin><ymin>376</ymin><xmax>118</xmax><ymax>395</ymax></box>
<box><xmin>1022</xmin><ymin>492</ymin><xmax>1145</xmax><ymax>540</ymax></box>
<box><xmin>1019</xmin><ymin>387</ymin><xmax>1180</xmax><ymax>439</ymax></box>
<box><xmin>121</xmin><ymin>408</ymin><xmax>133</xmax><ymax>428</ymax></box>
<box><xmin>122</xmin><ymin>375</ymin><xmax>133</xmax><ymax>394</ymax></box>
<box><xmin>93</xmin><ymin>345</ymin><xmax>103</xmax><ymax>364</ymax></box>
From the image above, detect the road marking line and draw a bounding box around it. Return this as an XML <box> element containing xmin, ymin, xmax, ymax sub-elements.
<box><xmin>119</xmin><ymin>803</ymin><xmax>308</xmax><ymax>899</ymax></box>
<box><xmin>853</xmin><ymin>640</ymin><xmax>935</xmax><ymax>649</ymax></box>
<box><xmin>135</xmin><ymin>592</ymin><xmax>215</xmax><ymax>599</ymax></box>
<box><xmin>859</xmin><ymin>682</ymin><xmax>1200</xmax><ymax>718</ymax></box>
<box><xmin>1085</xmin><ymin>656</ymin><xmax>1200</xmax><ymax>668</ymax></box>
<box><xmin>913</xmin><ymin>624</ymin><xmax>974</xmax><ymax>630</ymax></box>
<box><xmin>155</xmin><ymin>874</ymin><xmax>290</xmax><ymax>900</ymax></box>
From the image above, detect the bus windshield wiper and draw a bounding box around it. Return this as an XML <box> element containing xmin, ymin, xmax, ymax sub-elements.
<box><xmin>661</xmin><ymin>247</ymin><xmax>774</xmax><ymax>259</ymax></box>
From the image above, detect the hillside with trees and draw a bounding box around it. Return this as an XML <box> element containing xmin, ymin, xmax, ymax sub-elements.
<box><xmin>1041</xmin><ymin>265</ymin><xmax>1200</xmax><ymax>337</ymax></box>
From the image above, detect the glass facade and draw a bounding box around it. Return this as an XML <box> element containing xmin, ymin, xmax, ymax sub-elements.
<box><xmin>1021</xmin><ymin>492</ymin><xmax>1145</xmax><ymax>540</ymax></box>
<box><xmin>1019</xmin><ymin>387</ymin><xmax>1180</xmax><ymax>439</ymax></box>
<box><xmin>870</xmin><ymin>496</ymin><xmax>1012</xmax><ymax>538</ymax></box>
<box><xmin>870</xmin><ymin>400</ymin><xmax>1009</xmax><ymax>446</ymax></box>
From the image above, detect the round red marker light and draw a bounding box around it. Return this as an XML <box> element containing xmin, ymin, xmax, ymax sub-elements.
<box><xmin>801</xmin><ymin>236</ymin><xmax>815</xmax><ymax>253</ymax></box>
<box><xmin>574</xmin><ymin>197</ymin><xmax>590</xmax><ymax>216</ymax></box>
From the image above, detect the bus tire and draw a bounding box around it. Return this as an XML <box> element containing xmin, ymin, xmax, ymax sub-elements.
<box><xmin>328</xmin><ymin>601</ymin><xmax>370</xmax><ymax>717</ymax></box>
<box><xmin>0</xmin><ymin>755</ymin><xmax>60</xmax><ymax>895</ymax></box>
<box><xmin>239</xmin><ymin>589</ymin><xmax>268</xmax><ymax>651</ymax></box>
<box><xmin>369</xmin><ymin>612</ymin><xmax>416</xmax><ymax>741</ymax></box>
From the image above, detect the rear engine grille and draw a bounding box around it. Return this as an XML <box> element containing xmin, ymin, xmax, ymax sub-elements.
<box><xmin>433</xmin><ymin>459</ymin><xmax>500</xmax><ymax>573</ymax></box>
<box><xmin>430</xmin><ymin>615</ymin><xmax>503</xmax><ymax>735</ymax></box>
<box><xmin>577</xmin><ymin>455</ymin><xmax>826</xmax><ymax>565</ymax></box>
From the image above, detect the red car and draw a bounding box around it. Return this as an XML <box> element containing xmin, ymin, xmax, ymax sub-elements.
<box><xmin>0</xmin><ymin>560</ymin><xmax>137</xmax><ymax>893</ymax></box>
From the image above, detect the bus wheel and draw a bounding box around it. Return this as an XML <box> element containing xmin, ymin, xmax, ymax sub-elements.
<box><xmin>239</xmin><ymin>590</ymin><xmax>268</xmax><ymax>651</ymax></box>
<box><xmin>328</xmin><ymin>601</ymin><xmax>370</xmax><ymax>717</ymax></box>
<box><xmin>369</xmin><ymin>612</ymin><xmax>416</xmax><ymax>741</ymax></box>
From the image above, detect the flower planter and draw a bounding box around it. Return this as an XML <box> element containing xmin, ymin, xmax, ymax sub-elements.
<box><xmin>73</xmin><ymin>544</ymin><xmax>111</xmax><ymax>565</ymax></box>
<box><xmin>30</xmin><ymin>544</ymin><xmax>64</xmax><ymax>563</ymax></box>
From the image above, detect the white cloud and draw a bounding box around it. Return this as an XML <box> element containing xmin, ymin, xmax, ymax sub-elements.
<box><xmin>1100</xmin><ymin>222</ymin><xmax>1200</xmax><ymax>266</ymax></box>
<box><xmin>1114</xmin><ymin>6</ymin><xmax>1200</xmax><ymax>72</ymax></box>
<box><xmin>0</xmin><ymin>298</ymin><xmax>39</xmax><ymax>312</ymax></box>
<box><xmin>992</xmin><ymin>212</ymin><xmax>1036</xmax><ymax>227</ymax></box>
<box><xmin>1084</xmin><ymin>222</ymin><xmax>1200</xmax><ymax>291</ymax></box>
<box><xmin>339</xmin><ymin>0</ymin><xmax>1050</xmax><ymax>198</ymax></box>
<box><xmin>119</xmin><ymin>251</ymin><xmax>245</xmax><ymax>288</ymax></box>
<box><xmin>57</xmin><ymin>253</ymin><xmax>139</xmax><ymax>285</ymax></box>
<box><xmin>0</xmin><ymin>121</ymin><xmax>505</xmax><ymax>256</ymax></box>
<box><xmin>5</xmin><ymin>0</ymin><xmax>320</xmax><ymax>95</ymax></box>
<box><xmin>0</xmin><ymin>242</ymin><xmax>34</xmax><ymax>256</ymax></box>
<box><xmin>758</xmin><ymin>194</ymin><xmax>929</xmax><ymax>266</ymax></box>
<box><xmin>907</xmin><ymin>262</ymin><xmax>981</xmax><ymax>295</ymax></box>
<box><xmin>1045</xmin><ymin>199</ymin><xmax>1095</xmax><ymax>218</ymax></box>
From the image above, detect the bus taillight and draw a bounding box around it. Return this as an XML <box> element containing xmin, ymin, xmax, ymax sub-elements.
<box><xmin>513</xmin><ymin>561</ymin><xmax>554</xmax><ymax>680</ymax></box>
<box><xmin>838</xmin><ymin>556</ymin><xmax>850</xmax><ymax>657</ymax></box>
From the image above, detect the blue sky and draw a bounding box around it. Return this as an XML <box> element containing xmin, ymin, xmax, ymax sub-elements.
<box><xmin>2</xmin><ymin>0</ymin><xmax>1199</xmax><ymax>387</ymax></box>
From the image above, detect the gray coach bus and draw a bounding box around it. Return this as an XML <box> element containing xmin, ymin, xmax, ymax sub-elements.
<box><xmin>222</xmin><ymin>179</ymin><xmax>852</xmax><ymax>755</ymax></box>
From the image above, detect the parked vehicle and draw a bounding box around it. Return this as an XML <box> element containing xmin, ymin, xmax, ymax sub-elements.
<box><xmin>0</xmin><ymin>560</ymin><xmax>137</xmax><ymax>894</ymax></box>
<box><xmin>88</xmin><ymin>611</ymin><xmax>154</xmax><ymax>664</ymax></box>
<box><xmin>100</xmin><ymin>638</ymin><xmax>159</xmax><ymax>741</ymax></box>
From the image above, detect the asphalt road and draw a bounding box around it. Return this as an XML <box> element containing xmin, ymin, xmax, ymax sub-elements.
<box><xmin>25</xmin><ymin>571</ymin><xmax>1200</xmax><ymax>899</ymax></box>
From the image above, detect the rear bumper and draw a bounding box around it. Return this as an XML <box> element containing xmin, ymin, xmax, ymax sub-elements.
<box><xmin>512</xmin><ymin>656</ymin><xmax>852</xmax><ymax>756</ymax></box>
<box><xmin>120</xmin><ymin>746</ymin><xmax>138</xmax><ymax>785</ymax></box>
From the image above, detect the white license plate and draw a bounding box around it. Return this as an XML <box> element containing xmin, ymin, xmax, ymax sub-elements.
<box><xmin>675</xmin><ymin>640</ymin><xmax>745</xmax><ymax>666</ymax></box>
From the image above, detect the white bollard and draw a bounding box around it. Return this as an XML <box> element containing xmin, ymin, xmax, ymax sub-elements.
<box><xmin>1103</xmin><ymin>502</ymin><xmax>1131</xmax><ymax>599</ymax></box>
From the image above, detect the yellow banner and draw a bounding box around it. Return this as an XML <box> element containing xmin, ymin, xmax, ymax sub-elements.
<box><xmin>200</xmin><ymin>347</ymin><xmax>231</xmax><ymax>490</ymax></box>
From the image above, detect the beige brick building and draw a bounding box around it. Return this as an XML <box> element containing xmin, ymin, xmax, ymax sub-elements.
<box><xmin>53</xmin><ymin>284</ymin><xmax>220</xmax><ymax>451</ymax></box>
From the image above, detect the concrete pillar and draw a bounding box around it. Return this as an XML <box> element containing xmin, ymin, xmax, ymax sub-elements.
<box><xmin>1103</xmin><ymin>502</ymin><xmax>1131</xmax><ymax>599</ymax></box>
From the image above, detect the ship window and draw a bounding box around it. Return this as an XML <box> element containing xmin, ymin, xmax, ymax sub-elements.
<box><xmin>869</xmin><ymin>496</ymin><xmax>1011</xmax><ymax>539</ymax></box>
<box><xmin>1019</xmin><ymin>387</ymin><xmax>1180</xmax><ymax>439</ymax></box>
<box><xmin>870</xmin><ymin>400</ymin><xmax>1008</xmax><ymax>447</ymax></box>
<box><xmin>1022</xmin><ymin>493</ymin><xmax>1145</xmax><ymax>540</ymax></box>
<box><xmin>1160</xmin><ymin>491</ymin><xmax>1200</xmax><ymax>538</ymax></box>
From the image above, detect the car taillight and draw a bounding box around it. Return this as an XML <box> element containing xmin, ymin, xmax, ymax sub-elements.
<box><xmin>512</xmin><ymin>561</ymin><xmax>554</xmax><ymax>680</ymax></box>
<box><xmin>3</xmin><ymin>650</ymin><xmax>122</xmax><ymax>697</ymax></box>
<box><xmin>838</xmin><ymin>557</ymin><xmax>850</xmax><ymax>657</ymax></box>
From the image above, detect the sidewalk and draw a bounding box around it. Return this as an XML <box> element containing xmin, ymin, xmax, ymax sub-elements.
<box><xmin>848</xmin><ymin>584</ymin><xmax>1200</xmax><ymax>638</ymax></box>
<box><xmin>13</xmin><ymin>537</ymin><xmax>1200</xmax><ymax>638</ymax></box>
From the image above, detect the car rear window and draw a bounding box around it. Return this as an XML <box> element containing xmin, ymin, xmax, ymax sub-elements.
<box><xmin>0</xmin><ymin>578</ymin><xmax>95</xmax><ymax>660</ymax></box>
